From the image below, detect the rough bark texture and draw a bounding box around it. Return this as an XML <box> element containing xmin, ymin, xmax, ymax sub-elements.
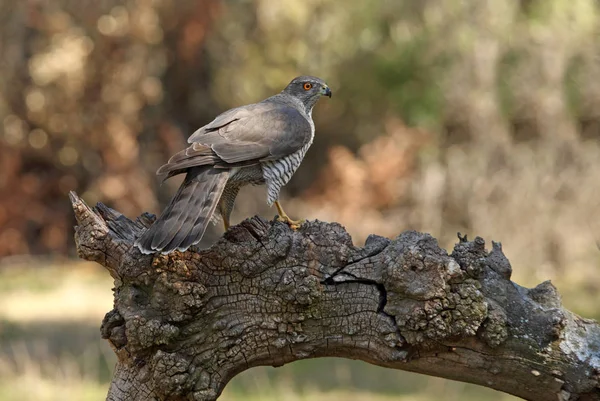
<box><xmin>69</xmin><ymin>191</ymin><xmax>600</xmax><ymax>401</ymax></box>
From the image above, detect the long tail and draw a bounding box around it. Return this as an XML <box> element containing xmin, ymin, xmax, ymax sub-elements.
<box><xmin>135</xmin><ymin>166</ymin><xmax>229</xmax><ymax>254</ymax></box>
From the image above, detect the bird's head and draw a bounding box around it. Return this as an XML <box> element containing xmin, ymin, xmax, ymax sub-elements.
<box><xmin>283</xmin><ymin>76</ymin><xmax>332</xmax><ymax>112</ymax></box>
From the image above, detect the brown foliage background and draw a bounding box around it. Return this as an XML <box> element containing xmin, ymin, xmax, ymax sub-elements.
<box><xmin>2</xmin><ymin>1</ymin><xmax>600</xmax><ymax>400</ymax></box>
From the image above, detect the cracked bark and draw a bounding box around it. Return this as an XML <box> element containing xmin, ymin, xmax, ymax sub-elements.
<box><xmin>69</xmin><ymin>191</ymin><xmax>600</xmax><ymax>401</ymax></box>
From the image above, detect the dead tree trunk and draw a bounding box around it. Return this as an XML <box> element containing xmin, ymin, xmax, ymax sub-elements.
<box><xmin>69</xmin><ymin>191</ymin><xmax>600</xmax><ymax>401</ymax></box>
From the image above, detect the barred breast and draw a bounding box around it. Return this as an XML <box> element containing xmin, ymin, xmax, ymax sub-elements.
<box><xmin>261</xmin><ymin>140</ymin><xmax>313</xmax><ymax>205</ymax></box>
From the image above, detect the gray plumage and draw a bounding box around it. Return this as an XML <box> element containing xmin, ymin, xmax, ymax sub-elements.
<box><xmin>135</xmin><ymin>76</ymin><xmax>332</xmax><ymax>254</ymax></box>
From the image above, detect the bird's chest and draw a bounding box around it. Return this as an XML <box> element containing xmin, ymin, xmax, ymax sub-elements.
<box><xmin>260</xmin><ymin>133</ymin><xmax>314</xmax><ymax>205</ymax></box>
<box><xmin>264</xmin><ymin>135</ymin><xmax>312</xmax><ymax>179</ymax></box>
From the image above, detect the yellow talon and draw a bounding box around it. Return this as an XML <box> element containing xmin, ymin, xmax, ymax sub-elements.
<box><xmin>276</xmin><ymin>215</ymin><xmax>305</xmax><ymax>230</ymax></box>
<box><xmin>274</xmin><ymin>200</ymin><xmax>304</xmax><ymax>230</ymax></box>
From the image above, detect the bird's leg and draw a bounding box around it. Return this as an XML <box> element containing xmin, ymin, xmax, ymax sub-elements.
<box><xmin>223</xmin><ymin>214</ymin><xmax>230</xmax><ymax>231</ymax></box>
<box><xmin>274</xmin><ymin>200</ymin><xmax>304</xmax><ymax>230</ymax></box>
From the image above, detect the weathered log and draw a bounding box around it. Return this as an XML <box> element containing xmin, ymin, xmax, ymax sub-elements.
<box><xmin>69</xmin><ymin>191</ymin><xmax>600</xmax><ymax>401</ymax></box>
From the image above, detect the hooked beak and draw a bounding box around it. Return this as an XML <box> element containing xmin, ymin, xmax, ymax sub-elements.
<box><xmin>321</xmin><ymin>85</ymin><xmax>332</xmax><ymax>98</ymax></box>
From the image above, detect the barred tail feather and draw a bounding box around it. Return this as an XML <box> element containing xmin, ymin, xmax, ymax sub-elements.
<box><xmin>135</xmin><ymin>166</ymin><xmax>229</xmax><ymax>254</ymax></box>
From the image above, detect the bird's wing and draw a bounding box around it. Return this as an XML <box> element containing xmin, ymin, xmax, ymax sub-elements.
<box><xmin>187</xmin><ymin>104</ymin><xmax>257</xmax><ymax>143</ymax></box>
<box><xmin>158</xmin><ymin>102</ymin><xmax>312</xmax><ymax>176</ymax></box>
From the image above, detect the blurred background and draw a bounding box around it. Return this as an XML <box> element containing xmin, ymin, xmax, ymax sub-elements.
<box><xmin>1</xmin><ymin>0</ymin><xmax>599</xmax><ymax>400</ymax></box>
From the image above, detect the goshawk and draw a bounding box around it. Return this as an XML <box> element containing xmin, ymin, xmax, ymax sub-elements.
<box><xmin>135</xmin><ymin>76</ymin><xmax>332</xmax><ymax>254</ymax></box>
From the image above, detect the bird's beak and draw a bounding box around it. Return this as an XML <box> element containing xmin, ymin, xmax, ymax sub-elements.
<box><xmin>321</xmin><ymin>85</ymin><xmax>332</xmax><ymax>98</ymax></box>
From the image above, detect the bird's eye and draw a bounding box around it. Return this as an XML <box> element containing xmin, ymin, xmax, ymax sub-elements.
<box><xmin>303</xmin><ymin>82</ymin><xmax>312</xmax><ymax>91</ymax></box>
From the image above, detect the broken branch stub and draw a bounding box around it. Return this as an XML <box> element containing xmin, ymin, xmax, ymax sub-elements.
<box><xmin>69</xmin><ymin>191</ymin><xmax>600</xmax><ymax>401</ymax></box>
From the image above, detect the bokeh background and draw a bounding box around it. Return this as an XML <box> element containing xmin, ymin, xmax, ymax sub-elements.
<box><xmin>1</xmin><ymin>0</ymin><xmax>599</xmax><ymax>400</ymax></box>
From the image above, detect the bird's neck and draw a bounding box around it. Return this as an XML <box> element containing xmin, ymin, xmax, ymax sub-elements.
<box><xmin>303</xmin><ymin>99</ymin><xmax>318</xmax><ymax>115</ymax></box>
<box><xmin>271</xmin><ymin>93</ymin><xmax>315</xmax><ymax>116</ymax></box>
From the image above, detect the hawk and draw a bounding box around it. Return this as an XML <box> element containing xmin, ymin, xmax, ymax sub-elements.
<box><xmin>135</xmin><ymin>76</ymin><xmax>332</xmax><ymax>254</ymax></box>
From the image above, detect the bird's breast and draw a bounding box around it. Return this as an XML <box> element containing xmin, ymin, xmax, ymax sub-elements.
<box><xmin>260</xmin><ymin>138</ymin><xmax>313</xmax><ymax>205</ymax></box>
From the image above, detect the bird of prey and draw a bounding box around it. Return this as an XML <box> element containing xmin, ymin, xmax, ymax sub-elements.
<box><xmin>135</xmin><ymin>76</ymin><xmax>332</xmax><ymax>254</ymax></box>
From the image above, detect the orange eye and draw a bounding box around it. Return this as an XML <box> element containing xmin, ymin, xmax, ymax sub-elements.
<box><xmin>303</xmin><ymin>82</ymin><xmax>312</xmax><ymax>91</ymax></box>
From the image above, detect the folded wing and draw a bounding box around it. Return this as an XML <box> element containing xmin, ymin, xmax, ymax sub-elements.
<box><xmin>158</xmin><ymin>103</ymin><xmax>312</xmax><ymax>177</ymax></box>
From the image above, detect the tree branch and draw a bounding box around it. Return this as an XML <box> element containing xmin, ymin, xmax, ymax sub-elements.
<box><xmin>69</xmin><ymin>191</ymin><xmax>600</xmax><ymax>401</ymax></box>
